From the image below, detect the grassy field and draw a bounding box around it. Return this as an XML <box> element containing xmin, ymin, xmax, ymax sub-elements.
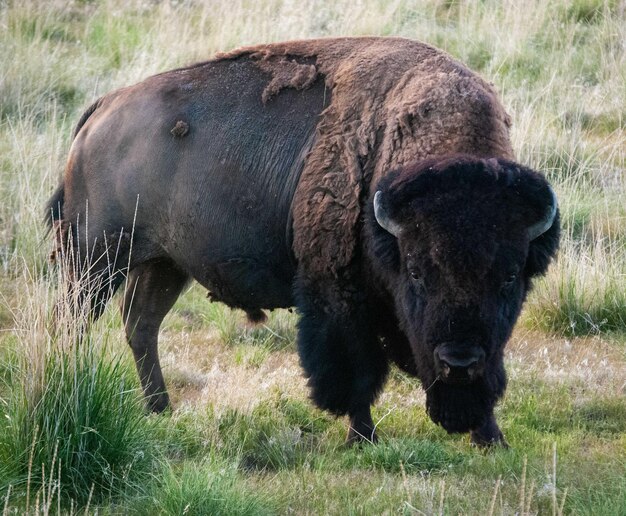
<box><xmin>0</xmin><ymin>0</ymin><xmax>625</xmax><ymax>513</ymax></box>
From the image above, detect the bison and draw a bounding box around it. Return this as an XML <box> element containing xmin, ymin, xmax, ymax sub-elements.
<box><xmin>46</xmin><ymin>37</ymin><xmax>559</xmax><ymax>447</ymax></box>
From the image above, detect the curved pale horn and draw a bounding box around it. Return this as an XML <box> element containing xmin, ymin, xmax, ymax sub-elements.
<box><xmin>374</xmin><ymin>191</ymin><xmax>403</xmax><ymax>237</ymax></box>
<box><xmin>528</xmin><ymin>187</ymin><xmax>557</xmax><ymax>241</ymax></box>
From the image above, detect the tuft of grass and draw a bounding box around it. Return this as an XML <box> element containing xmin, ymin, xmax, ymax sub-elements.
<box><xmin>342</xmin><ymin>438</ymin><xmax>461</xmax><ymax>474</ymax></box>
<box><xmin>205</xmin><ymin>304</ymin><xmax>297</xmax><ymax>351</ymax></box>
<box><xmin>567</xmin><ymin>476</ymin><xmax>626</xmax><ymax>515</ymax></box>
<box><xmin>560</xmin><ymin>0</ymin><xmax>618</xmax><ymax>24</ymax></box>
<box><xmin>575</xmin><ymin>397</ymin><xmax>626</xmax><ymax>435</ymax></box>
<box><xmin>0</xmin><ymin>254</ymin><xmax>160</xmax><ymax>510</ymax></box>
<box><xmin>85</xmin><ymin>10</ymin><xmax>149</xmax><ymax>69</ymax></box>
<box><xmin>277</xmin><ymin>397</ymin><xmax>334</xmax><ymax>435</ymax></box>
<box><xmin>132</xmin><ymin>459</ymin><xmax>275</xmax><ymax>516</ymax></box>
<box><xmin>216</xmin><ymin>400</ymin><xmax>323</xmax><ymax>471</ymax></box>
<box><xmin>0</xmin><ymin>331</ymin><xmax>157</xmax><ymax>509</ymax></box>
<box><xmin>563</xmin><ymin>109</ymin><xmax>625</xmax><ymax>136</ymax></box>
<box><xmin>504</xmin><ymin>384</ymin><xmax>575</xmax><ymax>435</ymax></box>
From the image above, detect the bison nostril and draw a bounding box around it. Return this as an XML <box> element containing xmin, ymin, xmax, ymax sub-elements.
<box><xmin>466</xmin><ymin>362</ymin><xmax>483</xmax><ymax>380</ymax></box>
<box><xmin>434</xmin><ymin>345</ymin><xmax>485</xmax><ymax>383</ymax></box>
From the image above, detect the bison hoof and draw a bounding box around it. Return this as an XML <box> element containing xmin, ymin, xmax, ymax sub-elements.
<box><xmin>146</xmin><ymin>393</ymin><xmax>171</xmax><ymax>414</ymax></box>
<box><xmin>470</xmin><ymin>431</ymin><xmax>508</xmax><ymax>449</ymax></box>
<box><xmin>346</xmin><ymin>408</ymin><xmax>377</xmax><ymax>445</ymax></box>
<box><xmin>346</xmin><ymin>426</ymin><xmax>378</xmax><ymax>445</ymax></box>
<box><xmin>469</xmin><ymin>417</ymin><xmax>508</xmax><ymax>448</ymax></box>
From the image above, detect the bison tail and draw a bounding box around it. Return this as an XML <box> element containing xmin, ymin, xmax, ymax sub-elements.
<box><xmin>44</xmin><ymin>183</ymin><xmax>65</xmax><ymax>230</ymax></box>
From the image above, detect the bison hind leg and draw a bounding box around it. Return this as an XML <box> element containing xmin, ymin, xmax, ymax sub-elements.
<box><xmin>121</xmin><ymin>258</ymin><xmax>189</xmax><ymax>413</ymax></box>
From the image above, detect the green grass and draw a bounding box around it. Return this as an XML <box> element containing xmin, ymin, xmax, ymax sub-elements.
<box><xmin>523</xmin><ymin>234</ymin><xmax>626</xmax><ymax>336</ymax></box>
<box><xmin>0</xmin><ymin>0</ymin><xmax>624</xmax><ymax>513</ymax></box>
<box><xmin>130</xmin><ymin>459</ymin><xmax>275</xmax><ymax>516</ymax></box>
<box><xmin>0</xmin><ymin>332</ymin><xmax>156</xmax><ymax>508</ymax></box>
<box><xmin>341</xmin><ymin>438</ymin><xmax>462</xmax><ymax>474</ymax></box>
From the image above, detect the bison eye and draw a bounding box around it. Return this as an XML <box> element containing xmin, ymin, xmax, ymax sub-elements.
<box><xmin>409</xmin><ymin>268</ymin><xmax>423</xmax><ymax>282</ymax></box>
<box><xmin>409</xmin><ymin>269</ymin><xmax>426</xmax><ymax>291</ymax></box>
<box><xmin>502</xmin><ymin>274</ymin><xmax>518</xmax><ymax>289</ymax></box>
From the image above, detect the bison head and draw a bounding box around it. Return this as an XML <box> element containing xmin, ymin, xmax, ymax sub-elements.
<box><xmin>367</xmin><ymin>155</ymin><xmax>559</xmax><ymax>434</ymax></box>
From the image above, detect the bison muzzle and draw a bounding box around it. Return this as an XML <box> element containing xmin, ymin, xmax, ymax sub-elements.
<box><xmin>46</xmin><ymin>37</ymin><xmax>559</xmax><ymax>448</ymax></box>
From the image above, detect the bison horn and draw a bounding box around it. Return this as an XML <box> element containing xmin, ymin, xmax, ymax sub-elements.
<box><xmin>527</xmin><ymin>186</ymin><xmax>558</xmax><ymax>241</ymax></box>
<box><xmin>374</xmin><ymin>191</ymin><xmax>403</xmax><ymax>237</ymax></box>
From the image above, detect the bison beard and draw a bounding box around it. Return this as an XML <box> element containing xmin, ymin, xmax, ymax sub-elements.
<box><xmin>425</xmin><ymin>362</ymin><xmax>506</xmax><ymax>434</ymax></box>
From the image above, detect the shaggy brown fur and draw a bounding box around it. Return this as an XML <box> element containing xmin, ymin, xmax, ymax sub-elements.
<box><xmin>219</xmin><ymin>37</ymin><xmax>514</xmax><ymax>276</ymax></box>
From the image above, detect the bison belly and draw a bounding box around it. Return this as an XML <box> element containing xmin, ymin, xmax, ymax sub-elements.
<box><xmin>66</xmin><ymin>58</ymin><xmax>329</xmax><ymax>311</ymax></box>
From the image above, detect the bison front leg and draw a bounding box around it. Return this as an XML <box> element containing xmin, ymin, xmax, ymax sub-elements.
<box><xmin>295</xmin><ymin>272</ymin><xmax>389</xmax><ymax>444</ymax></box>
<box><xmin>121</xmin><ymin>259</ymin><xmax>188</xmax><ymax>413</ymax></box>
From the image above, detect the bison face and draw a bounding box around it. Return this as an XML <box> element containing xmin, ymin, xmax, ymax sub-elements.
<box><xmin>367</xmin><ymin>155</ymin><xmax>559</xmax><ymax>433</ymax></box>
